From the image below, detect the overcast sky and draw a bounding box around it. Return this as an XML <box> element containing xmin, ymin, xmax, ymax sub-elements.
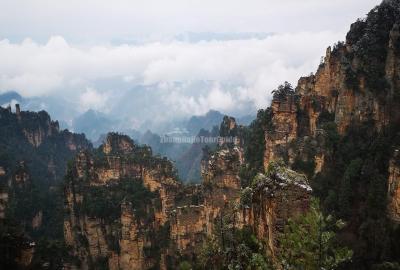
<box><xmin>0</xmin><ymin>0</ymin><xmax>382</xmax><ymax>127</ymax></box>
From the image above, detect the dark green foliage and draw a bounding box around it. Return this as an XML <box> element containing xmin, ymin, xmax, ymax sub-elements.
<box><xmin>291</xmin><ymin>138</ymin><xmax>317</xmax><ymax>179</ymax></box>
<box><xmin>178</xmin><ymin>261</ymin><xmax>193</xmax><ymax>270</ymax></box>
<box><xmin>240</xmin><ymin>108</ymin><xmax>273</xmax><ymax>187</ymax></box>
<box><xmin>317</xmin><ymin>110</ymin><xmax>335</xmax><ymax>127</ymax></box>
<box><xmin>0</xmin><ymin>219</ymin><xmax>28</xmax><ymax>269</ymax></box>
<box><xmin>292</xmin><ymin>157</ymin><xmax>315</xmax><ymax>180</ymax></box>
<box><xmin>82</xmin><ymin>178</ymin><xmax>157</xmax><ymax>221</ymax></box>
<box><xmin>321</xmin><ymin>122</ymin><xmax>340</xmax><ymax>152</ymax></box>
<box><xmin>30</xmin><ymin>239</ymin><xmax>70</xmax><ymax>269</ymax></box>
<box><xmin>219</xmin><ymin>116</ymin><xmax>238</xmax><ymax>138</ymax></box>
<box><xmin>156</xmin><ymin>222</ymin><xmax>171</xmax><ymax>249</ymax></box>
<box><xmin>199</xmin><ymin>208</ymin><xmax>271</xmax><ymax>270</ymax></box>
<box><xmin>311</xmin><ymin>96</ymin><xmax>322</xmax><ymax>111</ymax></box>
<box><xmin>372</xmin><ymin>262</ymin><xmax>400</xmax><ymax>270</ymax></box>
<box><xmin>0</xmin><ymin>108</ymin><xmax>91</xmax><ymax>269</ymax></box>
<box><xmin>240</xmin><ymin>187</ymin><xmax>252</xmax><ymax>208</ymax></box>
<box><xmin>0</xmin><ymin>107</ymin><xmax>92</xmax><ymax>269</ymax></box>
<box><xmin>296</xmin><ymin>108</ymin><xmax>311</xmax><ymax>137</ymax></box>
<box><xmin>129</xmin><ymin>146</ymin><xmax>179</xmax><ymax>180</ymax></box>
<box><xmin>345</xmin><ymin>1</ymin><xmax>400</xmax><ymax>94</ymax></box>
<box><xmin>343</xmin><ymin>60</ymin><xmax>360</xmax><ymax>91</ymax></box>
<box><xmin>312</xmin><ymin>119</ymin><xmax>400</xmax><ymax>268</ymax></box>
<box><xmin>6</xmin><ymin>182</ymin><xmax>43</xmax><ymax>225</ymax></box>
<box><xmin>92</xmin><ymin>256</ymin><xmax>109</xmax><ymax>270</ymax></box>
<box><xmin>279</xmin><ymin>199</ymin><xmax>353</xmax><ymax>270</ymax></box>
<box><xmin>338</xmin><ymin>158</ymin><xmax>363</xmax><ymax>218</ymax></box>
<box><xmin>271</xmin><ymin>81</ymin><xmax>295</xmax><ymax>100</ymax></box>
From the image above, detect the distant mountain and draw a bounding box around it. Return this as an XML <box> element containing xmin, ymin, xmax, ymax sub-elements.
<box><xmin>186</xmin><ymin>110</ymin><xmax>224</xmax><ymax>135</ymax></box>
<box><xmin>137</xmin><ymin>110</ymin><xmax>254</xmax><ymax>182</ymax></box>
<box><xmin>175</xmin><ymin>127</ymin><xmax>219</xmax><ymax>183</ymax></box>
<box><xmin>237</xmin><ymin>114</ymin><xmax>255</xmax><ymax>126</ymax></box>
<box><xmin>0</xmin><ymin>91</ymin><xmax>23</xmax><ymax>106</ymax></box>
<box><xmin>72</xmin><ymin>109</ymin><xmax>114</xmax><ymax>141</ymax></box>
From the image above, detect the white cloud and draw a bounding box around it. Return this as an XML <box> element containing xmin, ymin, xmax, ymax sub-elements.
<box><xmin>0</xmin><ymin>0</ymin><xmax>384</xmax><ymax>130</ymax></box>
<box><xmin>0</xmin><ymin>31</ymin><xmax>344</xmax><ymax>118</ymax></box>
<box><xmin>79</xmin><ymin>87</ymin><xmax>109</xmax><ymax>112</ymax></box>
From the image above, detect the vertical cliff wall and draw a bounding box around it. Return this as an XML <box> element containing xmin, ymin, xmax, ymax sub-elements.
<box><xmin>64</xmin><ymin>133</ymin><xmax>181</xmax><ymax>269</ymax></box>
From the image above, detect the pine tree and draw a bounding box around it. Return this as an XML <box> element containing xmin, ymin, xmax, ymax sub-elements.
<box><xmin>279</xmin><ymin>198</ymin><xmax>353</xmax><ymax>270</ymax></box>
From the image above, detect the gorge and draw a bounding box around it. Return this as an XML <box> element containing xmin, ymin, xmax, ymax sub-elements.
<box><xmin>2</xmin><ymin>1</ymin><xmax>400</xmax><ymax>269</ymax></box>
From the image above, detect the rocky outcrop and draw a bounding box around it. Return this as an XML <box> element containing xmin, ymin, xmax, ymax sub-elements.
<box><xmin>15</xmin><ymin>104</ymin><xmax>61</xmax><ymax>147</ymax></box>
<box><xmin>15</xmin><ymin>240</ymin><xmax>35</xmax><ymax>268</ymax></box>
<box><xmin>388</xmin><ymin>149</ymin><xmax>400</xmax><ymax>222</ymax></box>
<box><xmin>64</xmin><ymin>133</ymin><xmax>181</xmax><ymax>269</ymax></box>
<box><xmin>165</xmin><ymin>111</ymin><xmax>312</xmax><ymax>263</ymax></box>
<box><xmin>264</xmin><ymin>93</ymin><xmax>298</xmax><ymax>168</ymax></box>
<box><xmin>261</xmin><ymin>2</ymin><xmax>400</xmax><ymax>182</ymax></box>
<box><xmin>243</xmin><ymin>163</ymin><xmax>312</xmax><ymax>259</ymax></box>
<box><xmin>201</xmin><ymin>146</ymin><xmax>242</xmax><ymax>233</ymax></box>
<box><xmin>0</xmin><ymin>104</ymin><xmax>91</xmax><ymax>268</ymax></box>
<box><xmin>102</xmin><ymin>133</ymin><xmax>135</xmax><ymax>155</ymax></box>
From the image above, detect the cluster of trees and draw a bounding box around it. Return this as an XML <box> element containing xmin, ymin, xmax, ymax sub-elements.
<box><xmin>198</xmin><ymin>207</ymin><xmax>270</xmax><ymax>270</ymax></box>
<box><xmin>345</xmin><ymin>0</ymin><xmax>400</xmax><ymax>94</ymax></box>
<box><xmin>81</xmin><ymin>178</ymin><xmax>157</xmax><ymax>221</ymax></box>
<box><xmin>311</xmin><ymin>119</ymin><xmax>400</xmax><ymax>268</ymax></box>
<box><xmin>271</xmin><ymin>82</ymin><xmax>296</xmax><ymax>101</ymax></box>
<box><xmin>186</xmin><ymin>198</ymin><xmax>352</xmax><ymax>270</ymax></box>
<box><xmin>279</xmin><ymin>199</ymin><xmax>353</xmax><ymax>270</ymax></box>
<box><xmin>239</xmin><ymin>108</ymin><xmax>273</xmax><ymax>188</ymax></box>
<box><xmin>0</xmin><ymin>107</ymin><xmax>93</xmax><ymax>269</ymax></box>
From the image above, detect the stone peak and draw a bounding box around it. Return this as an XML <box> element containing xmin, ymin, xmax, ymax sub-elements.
<box><xmin>102</xmin><ymin>132</ymin><xmax>135</xmax><ymax>154</ymax></box>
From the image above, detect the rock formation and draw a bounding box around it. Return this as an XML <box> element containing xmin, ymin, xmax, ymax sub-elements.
<box><xmin>64</xmin><ymin>133</ymin><xmax>181</xmax><ymax>269</ymax></box>
<box><xmin>0</xmin><ymin>104</ymin><xmax>91</xmax><ymax>268</ymax></box>
<box><xmin>63</xmin><ymin>113</ymin><xmax>313</xmax><ymax>269</ymax></box>
<box><xmin>5</xmin><ymin>1</ymin><xmax>400</xmax><ymax>269</ymax></box>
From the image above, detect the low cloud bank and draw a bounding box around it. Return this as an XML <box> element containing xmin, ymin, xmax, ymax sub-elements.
<box><xmin>0</xmin><ymin>31</ymin><xmax>344</xmax><ymax>123</ymax></box>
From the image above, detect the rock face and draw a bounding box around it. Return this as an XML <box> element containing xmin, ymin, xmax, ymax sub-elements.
<box><xmin>243</xmin><ymin>163</ymin><xmax>312</xmax><ymax>259</ymax></box>
<box><xmin>264</xmin><ymin>93</ymin><xmax>298</xmax><ymax>168</ymax></box>
<box><xmin>0</xmin><ymin>104</ymin><xmax>91</xmax><ymax>268</ymax></box>
<box><xmin>201</xmin><ymin>145</ymin><xmax>243</xmax><ymax>234</ymax></box>
<box><xmin>103</xmin><ymin>134</ymin><xmax>135</xmax><ymax>155</ymax></box>
<box><xmin>64</xmin><ymin>133</ymin><xmax>181</xmax><ymax>269</ymax></box>
<box><xmin>264</xmin><ymin>42</ymin><xmax>390</xmax><ymax>172</ymax></box>
<box><xmin>14</xmin><ymin>104</ymin><xmax>60</xmax><ymax>147</ymax></box>
<box><xmin>257</xmin><ymin>2</ymin><xmax>400</xmax><ymax>224</ymax></box>
<box><xmin>170</xmin><ymin>204</ymin><xmax>206</xmax><ymax>254</ymax></box>
<box><xmin>63</xmin><ymin>117</ymin><xmax>312</xmax><ymax>269</ymax></box>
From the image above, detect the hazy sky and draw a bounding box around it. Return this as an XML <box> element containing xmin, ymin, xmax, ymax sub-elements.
<box><xmin>0</xmin><ymin>0</ymin><xmax>382</xmax><ymax>126</ymax></box>
<box><xmin>0</xmin><ymin>0</ymin><xmax>381</xmax><ymax>43</ymax></box>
